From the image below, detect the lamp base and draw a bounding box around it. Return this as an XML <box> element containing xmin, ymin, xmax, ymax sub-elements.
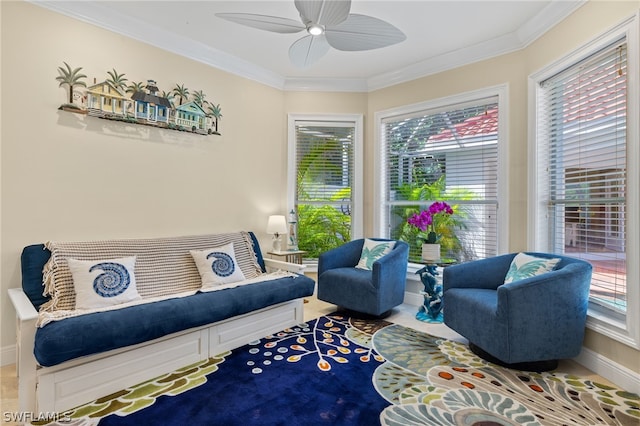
<box><xmin>272</xmin><ymin>236</ymin><xmax>282</xmax><ymax>252</ymax></box>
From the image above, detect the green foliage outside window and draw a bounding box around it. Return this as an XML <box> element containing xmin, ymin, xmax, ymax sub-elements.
<box><xmin>297</xmin><ymin>202</ymin><xmax>351</xmax><ymax>259</ymax></box>
<box><xmin>296</xmin><ymin>135</ymin><xmax>353</xmax><ymax>259</ymax></box>
<box><xmin>391</xmin><ymin>176</ymin><xmax>475</xmax><ymax>263</ymax></box>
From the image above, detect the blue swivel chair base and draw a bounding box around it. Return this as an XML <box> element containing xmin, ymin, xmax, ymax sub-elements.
<box><xmin>469</xmin><ymin>342</ymin><xmax>558</xmax><ymax>372</ymax></box>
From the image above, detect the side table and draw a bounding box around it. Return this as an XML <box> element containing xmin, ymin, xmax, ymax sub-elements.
<box><xmin>267</xmin><ymin>250</ymin><xmax>308</xmax><ymax>303</ymax></box>
<box><xmin>415</xmin><ymin>260</ymin><xmax>456</xmax><ymax>323</ymax></box>
<box><xmin>267</xmin><ymin>250</ymin><xmax>307</xmax><ymax>264</ymax></box>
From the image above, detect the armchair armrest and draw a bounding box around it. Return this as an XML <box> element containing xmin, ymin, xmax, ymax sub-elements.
<box><xmin>264</xmin><ymin>258</ymin><xmax>307</xmax><ymax>274</ymax></box>
<box><xmin>372</xmin><ymin>242</ymin><xmax>409</xmax><ymax>289</ymax></box>
<box><xmin>443</xmin><ymin>253</ymin><xmax>515</xmax><ymax>291</ymax></box>
<box><xmin>497</xmin><ymin>262</ymin><xmax>592</xmax><ymax>320</ymax></box>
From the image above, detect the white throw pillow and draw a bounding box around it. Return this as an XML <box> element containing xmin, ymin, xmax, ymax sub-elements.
<box><xmin>191</xmin><ymin>243</ymin><xmax>247</xmax><ymax>288</ymax></box>
<box><xmin>504</xmin><ymin>252</ymin><xmax>561</xmax><ymax>284</ymax></box>
<box><xmin>355</xmin><ymin>239</ymin><xmax>396</xmax><ymax>270</ymax></box>
<box><xmin>67</xmin><ymin>256</ymin><xmax>141</xmax><ymax>310</ymax></box>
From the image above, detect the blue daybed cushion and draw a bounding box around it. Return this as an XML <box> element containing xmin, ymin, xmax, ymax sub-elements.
<box><xmin>248</xmin><ymin>232</ymin><xmax>267</xmax><ymax>273</ymax></box>
<box><xmin>34</xmin><ymin>275</ymin><xmax>314</xmax><ymax>367</ymax></box>
<box><xmin>21</xmin><ymin>244</ymin><xmax>51</xmax><ymax>311</ymax></box>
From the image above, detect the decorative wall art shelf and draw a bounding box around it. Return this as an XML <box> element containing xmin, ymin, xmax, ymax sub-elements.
<box><xmin>56</xmin><ymin>62</ymin><xmax>222</xmax><ymax>137</ymax></box>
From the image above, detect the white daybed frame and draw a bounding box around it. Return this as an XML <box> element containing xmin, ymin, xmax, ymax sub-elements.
<box><xmin>9</xmin><ymin>258</ymin><xmax>307</xmax><ymax>415</ymax></box>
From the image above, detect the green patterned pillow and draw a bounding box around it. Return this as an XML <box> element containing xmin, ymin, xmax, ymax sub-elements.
<box><xmin>504</xmin><ymin>252</ymin><xmax>561</xmax><ymax>284</ymax></box>
<box><xmin>355</xmin><ymin>239</ymin><xmax>396</xmax><ymax>270</ymax></box>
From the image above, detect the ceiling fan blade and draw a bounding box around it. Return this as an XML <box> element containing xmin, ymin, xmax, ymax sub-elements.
<box><xmin>325</xmin><ymin>14</ymin><xmax>406</xmax><ymax>51</ymax></box>
<box><xmin>289</xmin><ymin>34</ymin><xmax>331</xmax><ymax>68</ymax></box>
<box><xmin>294</xmin><ymin>0</ymin><xmax>350</xmax><ymax>26</ymax></box>
<box><xmin>216</xmin><ymin>13</ymin><xmax>305</xmax><ymax>34</ymax></box>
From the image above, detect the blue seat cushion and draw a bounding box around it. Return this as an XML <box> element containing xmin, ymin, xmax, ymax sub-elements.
<box><xmin>34</xmin><ymin>275</ymin><xmax>314</xmax><ymax>367</ymax></box>
<box><xmin>318</xmin><ymin>267</ymin><xmax>382</xmax><ymax>315</ymax></box>
<box><xmin>443</xmin><ymin>288</ymin><xmax>508</xmax><ymax>357</ymax></box>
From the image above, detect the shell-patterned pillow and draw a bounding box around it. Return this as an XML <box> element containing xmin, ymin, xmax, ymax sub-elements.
<box><xmin>67</xmin><ymin>256</ymin><xmax>141</xmax><ymax>310</ymax></box>
<box><xmin>190</xmin><ymin>242</ymin><xmax>247</xmax><ymax>288</ymax></box>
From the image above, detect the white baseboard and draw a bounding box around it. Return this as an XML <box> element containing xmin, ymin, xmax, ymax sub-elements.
<box><xmin>404</xmin><ymin>291</ymin><xmax>423</xmax><ymax>307</ymax></box>
<box><xmin>1</xmin><ymin>344</ymin><xmax>16</xmax><ymax>367</ymax></box>
<box><xmin>574</xmin><ymin>346</ymin><xmax>640</xmax><ymax>395</ymax></box>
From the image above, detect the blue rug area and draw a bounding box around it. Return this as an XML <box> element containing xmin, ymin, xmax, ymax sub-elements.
<box><xmin>52</xmin><ymin>312</ymin><xmax>639</xmax><ymax>425</ymax></box>
<box><xmin>97</xmin><ymin>314</ymin><xmax>391</xmax><ymax>425</ymax></box>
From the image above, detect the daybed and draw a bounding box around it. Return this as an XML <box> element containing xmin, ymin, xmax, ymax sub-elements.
<box><xmin>9</xmin><ymin>231</ymin><xmax>315</xmax><ymax>413</ymax></box>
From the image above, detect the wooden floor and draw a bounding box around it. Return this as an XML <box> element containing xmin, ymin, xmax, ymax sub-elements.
<box><xmin>0</xmin><ymin>295</ymin><xmax>614</xmax><ymax>425</ymax></box>
<box><xmin>1</xmin><ymin>363</ymin><xmax>18</xmax><ymax>425</ymax></box>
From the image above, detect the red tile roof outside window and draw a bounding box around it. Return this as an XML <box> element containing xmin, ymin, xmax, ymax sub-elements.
<box><xmin>428</xmin><ymin>108</ymin><xmax>498</xmax><ymax>142</ymax></box>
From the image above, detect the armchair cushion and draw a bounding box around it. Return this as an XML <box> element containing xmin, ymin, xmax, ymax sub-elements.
<box><xmin>503</xmin><ymin>252</ymin><xmax>560</xmax><ymax>284</ymax></box>
<box><xmin>355</xmin><ymin>238</ymin><xmax>396</xmax><ymax>270</ymax></box>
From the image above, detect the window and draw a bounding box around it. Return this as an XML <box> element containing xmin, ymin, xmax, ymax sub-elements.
<box><xmin>288</xmin><ymin>114</ymin><xmax>363</xmax><ymax>260</ymax></box>
<box><xmin>530</xmin><ymin>17</ymin><xmax>639</xmax><ymax>347</ymax></box>
<box><xmin>375</xmin><ymin>87</ymin><xmax>508</xmax><ymax>263</ymax></box>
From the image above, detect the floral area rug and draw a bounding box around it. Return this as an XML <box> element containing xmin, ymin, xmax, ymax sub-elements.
<box><xmin>38</xmin><ymin>313</ymin><xmax>639</xmax><ymax>425</ymax></box>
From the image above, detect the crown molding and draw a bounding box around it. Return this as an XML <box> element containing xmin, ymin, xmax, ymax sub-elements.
<box><xmin>29</xmin><ymin>0</ymin><xmax>286</xmax><ymax>90</ymax></box>
<box><xmin>516</xmin><ymin>0</ymin><xmax>586</xmax><ymax>46</ymax></box>
<box><xmin>283</xmin><ymin>77</ymin><xmax>369</xmax><ymax>92</ymax></box>
<box><xmin>366</xmin><ymin>32</ymin><xmax>521</xmax><ymax>92</ymax></box>
<box><xmin>30</xmin><ymin>0</ymin><xmax>586</xmax><ymax>93</ymax></box>
<box><xmin>365</xmin><ymin>0</ymin><xmax>586</xmax><ymax>91</ymax></box>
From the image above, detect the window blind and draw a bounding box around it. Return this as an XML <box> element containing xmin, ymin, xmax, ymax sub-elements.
<box><xmin>539</xmin><ymin>38</ymin><xmax>627</xmax><ymax>313</ymax></box>
<box><xmin>294</xmin><ymin>121</ymin><xmax>356</xmax><ymax>259</ymax></box>
<box><xmin>380</xmin><ymin>97</ymin><xmax>499</xmax><ymax>263</ymax></box>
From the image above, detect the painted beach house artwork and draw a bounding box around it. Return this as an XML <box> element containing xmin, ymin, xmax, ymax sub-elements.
<box><xmin>56</xmin><ymin>62</ymin><xmax>222</xmax><ymax>136</ymax></box>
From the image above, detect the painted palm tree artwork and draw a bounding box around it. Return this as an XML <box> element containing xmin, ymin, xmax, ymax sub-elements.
<box><xmin>207</xmin><ymin>103</ymin><xmax>223</xmax><ymax>135</ymax></box>
<box><xmin>56</xmin><ymin>62</ymin><xmax>87</xmax><ymax>113</ymax></box>
<box><xmin>56</xmin><ymin>62</ymin><xmax>222</xmax><ymax>136</ymax></box>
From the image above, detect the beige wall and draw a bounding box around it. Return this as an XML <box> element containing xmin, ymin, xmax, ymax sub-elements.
<box><xmin>0</xmin><ymin>1</ymin><xmax>291</xmax><ymax>356</ymax></box>
<box><xmin>1</xmin><ymin>0</ymin><xmax>638</xmax><ymax>376</ymax></box>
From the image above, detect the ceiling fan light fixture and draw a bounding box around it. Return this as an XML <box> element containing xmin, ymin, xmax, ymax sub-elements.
<box><xmin>219</xmin><ymin>0</ymin><xmax>405</xmax><ymax>68</ymax></box>
<box><xmin>307</xmin><ymin>24</ymin><xmax>325</xmax><ymax>36</ymax></box>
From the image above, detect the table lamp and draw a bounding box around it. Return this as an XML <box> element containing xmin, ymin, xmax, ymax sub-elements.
<box><xmin>266</xmin><ymin>215</ymin><xmax>287</xmax><ymax>252</ymax></box>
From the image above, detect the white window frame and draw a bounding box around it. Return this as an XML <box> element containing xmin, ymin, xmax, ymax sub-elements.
<box><xmin>528</xmin><ymin>13</ymin><xmax>640</xmax><ymax>349</ymax></box>
<box><xmin>287</xmin><ymin>113</ymin><xmax>364</xmax><ymax>265</ymax></box>
<box><xmin>373</xmin><ymin>84</ymin><xmax>510</xmax><ymax>264</ymax></box>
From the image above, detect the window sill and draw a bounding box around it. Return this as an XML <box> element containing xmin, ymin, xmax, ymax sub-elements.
<box><xmin>586</xmin><ymin>307</ymin><xmax>639</xmax><ymax>350</ymax></box>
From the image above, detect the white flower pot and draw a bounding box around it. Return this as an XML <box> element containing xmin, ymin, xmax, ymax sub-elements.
<box><xmin>421</xmin><ymin>243</ymin><xmax>441</xmax><ymax>262</ymax></box>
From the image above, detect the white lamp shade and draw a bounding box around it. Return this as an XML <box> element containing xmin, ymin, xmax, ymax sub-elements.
<box><xmin>266</xmin><ymin>215</ymin><xmax>288</xmax><ymax>235</ymax></box>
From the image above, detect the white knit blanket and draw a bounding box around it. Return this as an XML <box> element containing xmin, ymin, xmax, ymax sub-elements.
<box><xmin>41</xmin><ymin>232</ymin><xmax>263</xmax><ymax>312</ymax></box>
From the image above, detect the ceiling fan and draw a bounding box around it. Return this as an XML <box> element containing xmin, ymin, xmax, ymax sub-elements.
<box><xmin>216</xmin><ymin>0</ymin><xmax>406</xmax><ymax>68</ymax></box>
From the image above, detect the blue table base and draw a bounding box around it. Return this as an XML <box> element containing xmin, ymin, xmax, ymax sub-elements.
<box><xmin>415</xmin><ymin>264</ymin><xmax>444</xmax><ymax>324</ymax></box>
<box><xmin>416</xmin><ymin>309</ymin><xmax>443</xmax><ymax>323</ymax></box>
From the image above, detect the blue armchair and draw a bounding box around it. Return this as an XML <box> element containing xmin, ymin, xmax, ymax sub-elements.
<box><xmin>317</xmin><ymin>239</ymin><xmax>409</xmax><ymax>317</ymax></box>
<box><xmin>443</xmin><ymin>252</ymin><xmax>592</xmax><ymax>371</ymax></box>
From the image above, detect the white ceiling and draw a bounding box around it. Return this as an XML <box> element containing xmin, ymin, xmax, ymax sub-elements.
<box><xmin>33</xmin><ymin>0</ymin><xmax>586</xmax><ymax>92</ymax></box>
